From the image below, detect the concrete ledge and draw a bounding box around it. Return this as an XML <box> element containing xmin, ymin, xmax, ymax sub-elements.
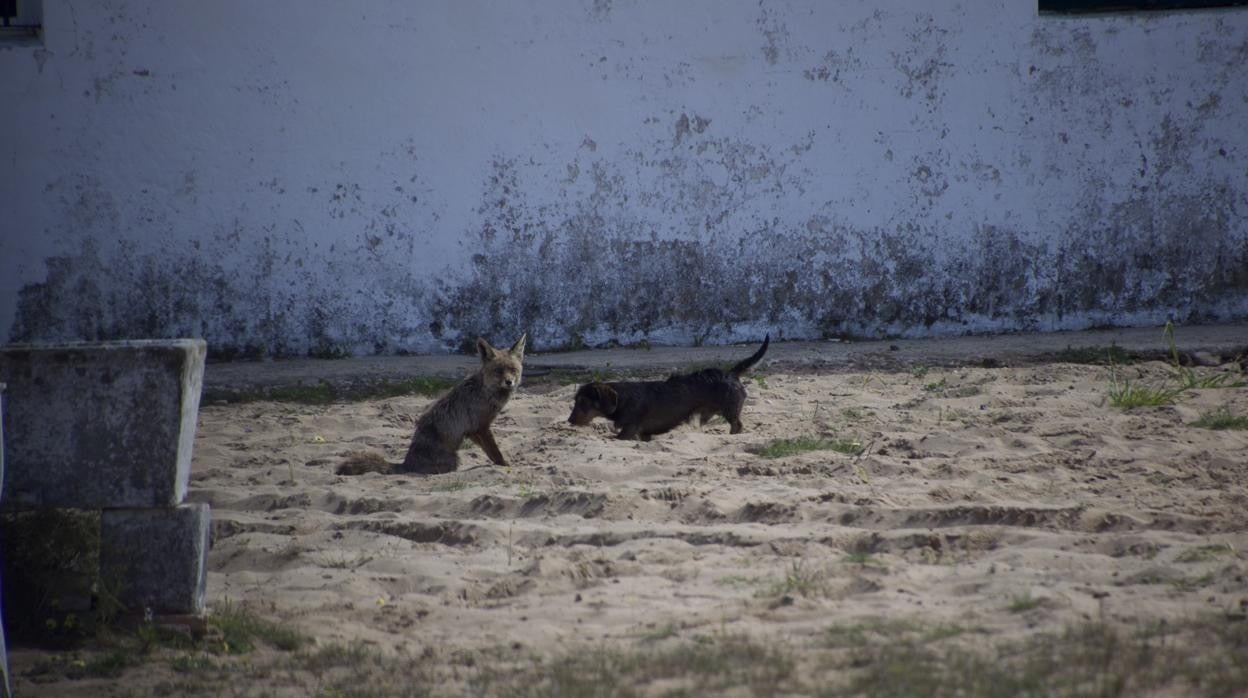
<box><xmin>0</xmin><ymin>339</ymin><xmax>205</xmax><ymax>510</ymax></box>
<box><xmin>100</xmin><ymin>503</ymin><xmax>210</xmax><ymax>615</ymax></box>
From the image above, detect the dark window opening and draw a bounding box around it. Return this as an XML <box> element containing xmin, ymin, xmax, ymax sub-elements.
<box><xmin>1041</xmin><ymin>0</ymin><xmax>1248</xmax><ymax>12</ymax></box>
<box><xmin>0</xmin><ymin>0</ymin><xmax>41</xmax><ymax>42</ymax></box>
<box><xmin>1</xmin><ymin>0</ymin><xmax>18</xmax><ymax>26</ymax></box>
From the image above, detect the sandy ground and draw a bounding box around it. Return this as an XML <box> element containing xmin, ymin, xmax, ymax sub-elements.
<box><xmin>9</xmin><ymin>326</ymin><xmax>1248</xmax><ymax>695</ymax></box>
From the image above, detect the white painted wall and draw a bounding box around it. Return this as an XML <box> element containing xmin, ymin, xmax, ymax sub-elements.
<box><xmin>2</xmin><ymin>1</ymin><xmax>1245</xmax><ymax>355</ymax></box>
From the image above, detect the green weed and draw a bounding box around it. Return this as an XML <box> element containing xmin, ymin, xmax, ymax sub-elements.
<box><xmin>471</xmin><ymin>633</ymin><xmax>798</xmax><ymax>697</ymax></box>
<box><xmin>1164</xmin><ymin>322</ymin><xmax>1244</xmax><ymax>390</ymax></box>
<box><xmin>840</xmin><ymin>617</ymin><xmax>1248</xmax><ymax>698</ymax></box>
<box><xmin>210</xmin><ymin>600</ymin><xmax>310</xmax><ymax>653</ymax></box>
<box><xmin>923</xmin><ymin>377</ymin><xmax>948</xmax><ymax>392</ymax></box>
<box><xmin>1174</xmin><ymin>544</ymin><xmax>1235</xmax><ymax>563</ymax></box>
<box><xmin>754</xmin><ymin>436</ymin><xmax>864</xmax><ymax>459</ymax></box>
<box><xmin>841</xmin><ymin>551</ymin><xmax>884</xmax><ymax>568</ymax></box>
<box><xmin>1190</xmin><ymin>407</ymin><xmax>1248</xmax><ymax>430</ymax></box>
<box><xmin>1008</xmin><ymin>592</ymin><xmax>1042</xmax><ymax>613</ymax></box>
<box><xmin>1107</xmin><ymin>368</ymin><xmax>1186</xmax><ymax>409</ymax></box>
<box><xmin>764</xmin><ymin>561</ymin><xmax>827</xmax><ymax>598</ymax></box>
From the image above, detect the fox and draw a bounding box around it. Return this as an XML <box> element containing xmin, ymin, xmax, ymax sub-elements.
<box><xmin>336</xmin><ymin>334</ymin><xmax>527</xmax><ymax>476</ymax></box>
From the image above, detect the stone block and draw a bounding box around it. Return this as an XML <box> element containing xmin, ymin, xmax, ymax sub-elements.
<box><xmin>1</xmin><ymin>384</ymin><xmax>10</xmax><ymax>698</ymax></box>
<box><xmin>0</xmin><ymin>339</ymin><xmax>205</xmax><ymax>510</ymax></box>
<box><xmin>99</xmin><ymin>503</ymin><xmax>210</xmax><ymax>615</ymax></box>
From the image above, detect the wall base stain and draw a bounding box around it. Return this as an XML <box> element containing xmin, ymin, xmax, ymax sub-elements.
<box><xmin>12</xmin><ymin>184</ymin><xmax>1246</xmax><ymax>358</ymax></box>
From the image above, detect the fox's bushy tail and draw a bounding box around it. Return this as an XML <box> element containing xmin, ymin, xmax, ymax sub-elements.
<box><xmin>335</xmin><ymin>451</ymin><xmax>396</xmax><ymax>475</ymax></box>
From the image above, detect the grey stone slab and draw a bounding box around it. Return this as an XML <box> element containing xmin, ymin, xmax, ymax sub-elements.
<box><xmin>1</xmin><ymin>384</ymin><xmax>10</xmax><ymax>698</ymax></box>
<box><xmin>99</xmin><ymin>503</ymin><xmax>210</xmax><ymax>616</ymax></box>
<box><xmin>0</xmin><ymin>339</ymin><xmax>205</xmax><ymax>510</ymax></box>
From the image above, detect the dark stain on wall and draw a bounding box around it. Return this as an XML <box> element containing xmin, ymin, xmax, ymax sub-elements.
<box><xmin>425</xmin><ymin>142</ymin><xmax>1247</xmax><ymax>352</ymax></box>
<box><xmin>11</xmin><ymin>127</ymin><xmax>1248</xmax><ymax>357</ymax></box>
<box><xmin>10</xmin><ymin>237</ymin><xmax>442</xmax><ymax>360</ymax></box>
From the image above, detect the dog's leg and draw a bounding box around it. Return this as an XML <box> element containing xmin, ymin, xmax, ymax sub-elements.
<box><xmin>469</xmin><ymin>429</ymin><xmax>509</xmax><ymax>466</ymax></box>
<box><xmin>722</xmin><ymin>392</ymin><xmax>746</xmax><ymax>434</ymax></box>
<box><xmin>697</xmin><ymin>408</ymin><xmax>717</xmax><ymax>427</ymax></box>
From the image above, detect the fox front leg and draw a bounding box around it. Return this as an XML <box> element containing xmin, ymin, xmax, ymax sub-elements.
<box><xmin>469</xmin><ymin>429</ymin><xmax>509</xmax><ymax>466</ymax></box>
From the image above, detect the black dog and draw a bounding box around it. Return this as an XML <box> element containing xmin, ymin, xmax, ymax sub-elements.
<box><xmin>567</xmin><ymin>336</ymin><xmax>769</xmax><ymax>441</ymax></box>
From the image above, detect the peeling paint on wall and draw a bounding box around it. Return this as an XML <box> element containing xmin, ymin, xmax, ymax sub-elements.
<box><xmin>2</xmin><ymin>2</ymin><xmax>1246</xmax><ymax>357</ymax></box>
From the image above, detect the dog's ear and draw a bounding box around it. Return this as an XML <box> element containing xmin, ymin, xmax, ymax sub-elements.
<box><xmin>509</xmin><ymin>333</ymin><xmax>527</xmax><ymax>359</ymax></box>
<box><xmin>476</xmin><ymin>337</ymin><xmax>499</xmax><ymax>363</ymax></box>
<box><xmin>593</xmin><ymin>383</ymin><xmax>618</xmax><ymax>414</ymax></box>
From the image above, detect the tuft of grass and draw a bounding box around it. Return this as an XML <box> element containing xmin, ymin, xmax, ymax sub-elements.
<box><xmin>754</xmin><ymin>435</ymin><xmax>863</xmax><ymax>459</ymax></box>
<box><xmin>713</xmin><ymin>574</ymin><xmax>766</xmax><ymax>589</ymax></box>
<box><xmin>1190</xmin><ymin>407</ymin><xmax>1248</xmax><ymax>430</ymax></box>
<box><xmin>315</xmin><ymin>553</ymin><xmax>375</xmax><ymax>570</ymax></box>
<box><xmin>1175</xmin><ymin>370</ymin><xmax>1241</xmax><ymax>390</ymax></box>
<box><xmin>1102</xmin><ymin>325</ymin><xmax>1243</xmax><ymax>411</ymax></box>
<box><xmin>1107</xmin><ymin>368</ymin><xmax>1186</xmax><ymax>409</ymax></box>
<box><xmin>1164</xmin><ymin>321</ymin><xmax>1244</xmax><ymax>390</ymax></box>
<box><xmin>824</xmin><ymin>617</ymin><xmax>982</xmax><ymax>651</ymax></box>
<box><xmin>1174</xmin><ymin>543</ymin><xmax>1235</xmax><ymax>563</ymax></box>
<box><xmin>471</xmin><ymin>633</ymin><xmax>799</xmax><ymax>697</ymax></box>
<box><xmin>1008</xmin><ymin>592</ymin><xmax>1042</xmax><ymax>613</ymax></box>
<box><xmin>841</xmin><ymin>551</ymin><xmax>884</xmax><ymax>568</ymax></box>
<box><xmin>824</xmin><ymin>618</ymin><xmax>921</xmax><ymax>649</ymax></box>
<box><xmin>210</xmin><ymin>601</ymin><xmax>311</xmax><ymax>654</ymax></box>
<box><xmin>922</xmin><ymin>377</ymin><xmax>948</xmax><ymax>392</ymax></box>
<box><xmin>64</xmin><ymin>649</ymin><xmax>141</xmax><ymax>680</ymax></box>
<box><xmin>840</xmin><ymin>407</ymin><xmax>862</xmax><ymax>421</ymax></box>
<box><xmin>841</xmin><ymin>617</ymin><xmax>1248</xmax><ymax>698</ymax></box>
<box><xmin>640</xmin><ymin>623</ymin><xmax>680</xmax><ymax>643</ymax></box>
<box><xmin>764</xmin><ymin>560</ymin><xmax>827</xmax><ymax>598</ymax></box>
<box><xmin>299</xmin><ymin>641</ymin><xmax>377</xmax><ymax>671</ymax></box>
<box><xmin>170</xmin><ymin>653</ymin><xmax>219</xmax><ymax>673</ymax></box>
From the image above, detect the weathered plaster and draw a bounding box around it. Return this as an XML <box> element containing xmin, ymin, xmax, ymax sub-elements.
<box><xmin>1</xmin><ymin>2</ymin><xmax>1245</xmax><ymax>356</ymax></box>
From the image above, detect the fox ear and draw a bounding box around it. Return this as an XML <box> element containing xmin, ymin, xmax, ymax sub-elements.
<box><xmin>594</xmin><ymin>383</ymin><xmax>618</xmax><ymax>414</ymax></box>
<box><xmin>509</xmin><ymin>333</ymin><xmax>527</xmax><ymax>358</ymax></box>
<box><xmin>476</xmin><ymin>337</ymin><xmax>498</xmax><ymax>362</ymax></box>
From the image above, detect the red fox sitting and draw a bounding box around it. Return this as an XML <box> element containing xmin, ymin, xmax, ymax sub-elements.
<box><xmin>336</xmin><ymin>334</ymin><xmax>526</xmax><ymax>475</ymax></box>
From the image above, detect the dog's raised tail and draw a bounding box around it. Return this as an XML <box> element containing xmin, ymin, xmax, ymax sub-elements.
<box><xmin>335</xmin><ymin>451</ymin><xmax>395</xmax><ymax>476</ymax></box>
<box><xmin>730</xmin><ymin>334</ymin><xmax>770</xmax><ymax>377</ymax></box>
